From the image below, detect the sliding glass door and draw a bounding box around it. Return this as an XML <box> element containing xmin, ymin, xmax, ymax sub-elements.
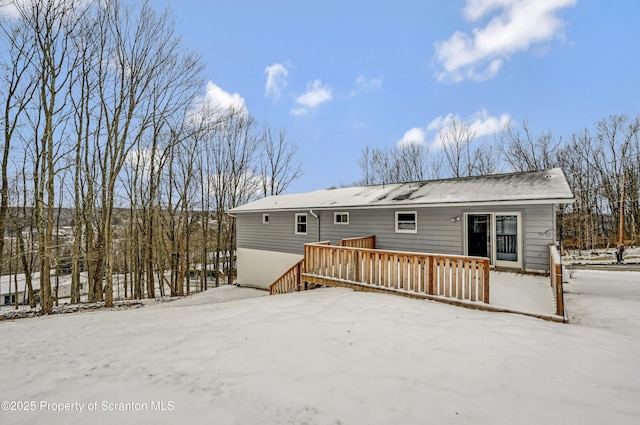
<box><xmin>465</xmin><ymin>212</ymin><xmax>522</xmax><ymax>269</ymax></box>
<box><xmin>495</xmin><ymin>214</ymin><xmax>521</xmax><ymax>268</ymax></box>
<box><xmin>467</xmin><ymin>215</ymin><xmax>491</xmax><ymax>259</ymax></box>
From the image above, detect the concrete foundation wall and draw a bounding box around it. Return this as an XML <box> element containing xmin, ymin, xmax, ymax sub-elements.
<box><xmin>236</xmin><ymin>248</ymin><xmax>303</xmax><ymax>290</ymax></box>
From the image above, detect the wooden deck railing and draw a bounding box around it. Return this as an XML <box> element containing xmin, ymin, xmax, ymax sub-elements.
<box><xmin>336</xmin><ymin>235</ymin><xmax>376</xmax><ymax>249</ymax></box>
<box><xmin>269</xmin><ymin>259</ymin><xmax>305</xmax><ymax>295</ymax></box>
<box><xmin>549</xmin><ymin>244</ymin><xmax>564</xmax><ymax>316</ymax></box>
<box><xmin>303</xmin><ymin>242</ymin><xmax>490</xmax><ymax>304</ymax></box>
<box><xmin>269</xmin><ymin>237</ymin><xmax>374</xmax><ymax>295</ymax></box>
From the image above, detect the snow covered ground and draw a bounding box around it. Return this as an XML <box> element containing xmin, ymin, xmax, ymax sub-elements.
<box><xmin>1</xmin><ymin>271</ymin><xmax>639</xmax><ymax>425</ymax></box>
<box><xmin>566</xmin><ymin>246</ymin><xmax>640</xmax><ymax>264</ymax></box>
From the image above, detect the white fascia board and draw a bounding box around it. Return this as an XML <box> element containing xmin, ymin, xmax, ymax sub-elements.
<box><xmin>231</xmin><ymin>197</ymin><xmax>575</xmax><ymax>214</ymax></box>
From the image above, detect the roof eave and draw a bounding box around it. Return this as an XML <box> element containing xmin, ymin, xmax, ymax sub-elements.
<box><xmin>230</xmin><ymin>197</ymin><xmax>576</xmax><ymax>214</ymax></box>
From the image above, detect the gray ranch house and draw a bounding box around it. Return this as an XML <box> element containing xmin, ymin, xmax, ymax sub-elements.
<box><xmin>230</xmin><ymin>168</ymin><xmax>574</xmax><ymax>290</ymax></box>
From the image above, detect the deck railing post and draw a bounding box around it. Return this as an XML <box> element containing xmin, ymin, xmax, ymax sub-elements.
<box><xmin>355</xmin><ymin>250</ymin><xmax>361</xmax><ymax>282</ymax></box>
<box><xmin>483</xmin><ymin>259</ymin><xmax>490</xmax><ymax>304</ymax></box>
<box><xmin>555</xmin><ymin>263</ymin><xmax>563</xmax><ymax>315</ymax></box>
<box><xmin>549</xmin><ymin>244</ymin><xmax>565</xmax><ymax>317</ymax></box>
<box><xmin>427</xmin><ymin>256</ymin><xmax>434</xmax><ymax>295</ymax></box>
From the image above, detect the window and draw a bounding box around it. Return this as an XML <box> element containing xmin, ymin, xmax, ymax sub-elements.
<box><xmin>334</xmin><ymin>212</ymin><xmax>349</xmax><ymax>225</ymax></box>
<box><xmin>395</xmin><ymin>211</ymin><xmax>417</xmax><ymax>233</ymax></box>
<box><xmin>262</xmin><ymin>213</ymin><xmax>270</xmax><ymax>224</ymax></box>
<box><xmin>295</xmin><ymin>213</ymin><xmax>307</xmax><ymax>235</ymax></box>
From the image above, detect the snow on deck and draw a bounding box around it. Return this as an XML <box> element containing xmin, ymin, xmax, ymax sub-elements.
<box><xmin>261</xmin><ymin>269</ymin><xmax>558</xmax><ymax>318</ymax></box>
<box><xmin>490</xmin><ymin>271</ymin><xmax>556</xmax><ymax>316</ymax></box>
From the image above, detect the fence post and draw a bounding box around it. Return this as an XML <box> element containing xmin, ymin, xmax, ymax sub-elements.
<box><xmin>483</xmin><ymin>259</ymin><xmax>490</xmax><ymax>304</ymax></box>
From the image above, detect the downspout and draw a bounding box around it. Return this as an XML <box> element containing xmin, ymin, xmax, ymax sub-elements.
<box><xmin>309</xmin><ymin>209</ymin><xmax>320</xmax><ymax>241</ymax></box>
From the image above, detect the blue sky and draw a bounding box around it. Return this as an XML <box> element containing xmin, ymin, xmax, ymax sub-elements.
<box><xmin>168</xmin><ymin>0</ymin><xmax>640</xmax><ymax>193</ymax></box>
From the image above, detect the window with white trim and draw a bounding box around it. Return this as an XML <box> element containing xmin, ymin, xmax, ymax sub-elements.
<box><xmin>395</xmin><ymin>211</ymin><xmax>417</xmax><ymax>233</ymax></box>
<box><xmin>334</xmin><ymin>212</ymin><xmax>349</xmax><ymax>225</ymax></box>
<box><xmin>295</xmin><ymin>213</ymin><xmax>307</xmax><ymax>235</ymax></box>
<box><xmin>262</xmin><ymin>213</ymin><xmax>269</xmax><ymax>224</ymax></box>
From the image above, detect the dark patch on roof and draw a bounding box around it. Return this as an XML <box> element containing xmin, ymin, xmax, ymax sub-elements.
<box><xmin>392</xmin><ymin>184</ymin><xmax>424</xmax><ymax>201</ymax></box>
<box><xmin>393</xmin><ymin>192</ymin><xmax>412</xmax><ymax>201</ymax></box>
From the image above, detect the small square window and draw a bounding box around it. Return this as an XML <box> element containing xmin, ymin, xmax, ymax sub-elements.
<box><xmin>334</xmin><ymin>212</ymin><xmax>349</xmax><ymax>225</ymax></box>
<box><xmin>295</xmin><ymin>213</ymin><xmax>307</xmax><ymax>235</ymax></box>
<box><xmin>395</xmin><ymin>211</ymin><xmax>417</xmax><ymax>233</ymax></box>
<box><xmin>262</xmin><ymin>214</ymin><xmax>269</xmax><ymax>224</ymax></box>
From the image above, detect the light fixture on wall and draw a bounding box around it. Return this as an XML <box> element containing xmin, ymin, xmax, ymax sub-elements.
<box><xmin>451</xmin><ymin>216</ymin><xmax>460</xmax><ymax>222</ymax></box>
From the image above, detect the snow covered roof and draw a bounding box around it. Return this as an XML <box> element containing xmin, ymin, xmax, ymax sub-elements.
<box><xmin>230</xmin><ymin>168</ymin><xmax>575</xmax><ymax>213</ymax></box>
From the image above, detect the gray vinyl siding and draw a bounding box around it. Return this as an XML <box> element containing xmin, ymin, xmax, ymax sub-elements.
<box><xmin>320</xmin><ymin>208</ymin><xmax>463</xmax><ymax>255</ymax></box>
<box><xmin>236</xmin><ymin>210</ymin><xmax>318</xmax><ymax>255</ymax></box>
<box><xmin>522</xmin><ymin>204</ymin><xmax>556</xmax><ymax>272</ymax></box>
<box><xmin>235</xmin><ymin>203</ymin><xmax>556</xmax><ymax>272</ymax></box>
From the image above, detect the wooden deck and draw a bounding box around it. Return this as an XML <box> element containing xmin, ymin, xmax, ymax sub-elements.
<box><xmin>267</xmin><ymin>237</ymin><xmax>567</xmax><ymax>322</ymax></box>
<box><xmin>270</xmin><ymin>236</ymin><xmax>490</xmax><ymax>306</ymax></box>
<box><xmin>303</xmin><ymin>242</ymin><xmax>490</xmax><ymax>304</ymax></box>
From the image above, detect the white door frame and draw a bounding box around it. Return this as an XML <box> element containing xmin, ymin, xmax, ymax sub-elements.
<box><xmin>464</xmin><ymin>212</ymin><xmax>523</xmax><ymax>270</ymax></box>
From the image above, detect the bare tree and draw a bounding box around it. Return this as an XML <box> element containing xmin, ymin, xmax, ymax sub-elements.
<box><xmin>259</xmin><ymin>124</ymin><xmax>302</xmax><ymax>197</ymax></box>
<box><xmin>592</xmin><ymin>115</ymin><xmax>638</xmax><ymax>244</ymax></box>
<box><xmin>12</xmin><ymin>0</ymin><xmax>86</xmax><ymax>313</ymax></box>
<box><xmin>394</xmin><ymin>143</ymin><xmax>429</xmax><ymax>183</ymax></box>
<box><xmin>88</xmin><ymin>0</ymin><xmax>203</xmax><ymax>306</ymax></box>
<box><xmin>0</xmin><ymin>13</ymin><xmax>36</xmax><ymax>276</ymax></box>
<box><xmin>497</xmin><ymin>119</ymin><xmax>560</xmax><ymax>172</ymax></box>
<box><xmin>439</xmin><ymin>118</ymin><xmax>477</xmax><ymax>178</ymax></box>
<box><xmin>357</xmin><ymin>143</ymin><xmax>433</xmax><ymax>185</ymax></box>
<box><xmin>471</xmin><ymin>143</ymin><xmax>500</xmax><ymax>176</ymax></box>
<box><xmin>219</xmin><ymin>109</ymin><xmax>260</xmax><ymax>285</ymax></box>
<box><xmin>557</xmin><ymin>129</ymin><xmax>603</xmax><ymax>249</ymax></box>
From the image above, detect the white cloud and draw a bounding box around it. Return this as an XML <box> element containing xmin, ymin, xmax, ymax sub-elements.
<box><xmin>125</xmin><ymin>148</ymin><xmax>162</xmax><ymax>182</ymax></box>
<box><xmin>295</xmin><ymin>80</ymin><xmax>332</xmax><ymax>108</ymax></box>
<box><xmin>349</xmin><ymin>75</ymin><xmax>383</xmax><ymax>97</ymax></box>
<box><xmin>397</xmin><ymin>128</ymin><xmax>426</xmax><ymax>146</ymax></box>
<box><xmin>187</xmin><ymin>81</ymin><xmax>248</xmax><ymax>125</ymax></box>
<box><xmin>467</xmin><ymin>108</ymin><xmax>510</xmax><ymax>138</ymax></box>
<box><xmin>291</xmin><ymin>79</ymin><xmax>332</xmax><ymax>115</ymax></box>
<box><xmin>290</xmin><ymin>108</ymin><xmax>308</xmax><ymax>116</ymax></box>
<box><xmin>434</xmin><ymin>0</ymin><xmax>577</xmax><ymax>82</ymax></box>
<box><xmin>399</xmin><ymin>108</ymin><xmax>510</xmax><ymax>148</ymax></box>
<box><xmin>264</xmin><ymin>62</ymin><xmax>289</xmax><ymax>102</ymax></box>
<box><xmin>0</xmin><ymin>2</ymin><xmax>19</xmax><ymax>18</ymax></box>
<box><xmin>200</xmin><ymin>81</ymin><xmax>246</xmax><ymax>112</ymax></box>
